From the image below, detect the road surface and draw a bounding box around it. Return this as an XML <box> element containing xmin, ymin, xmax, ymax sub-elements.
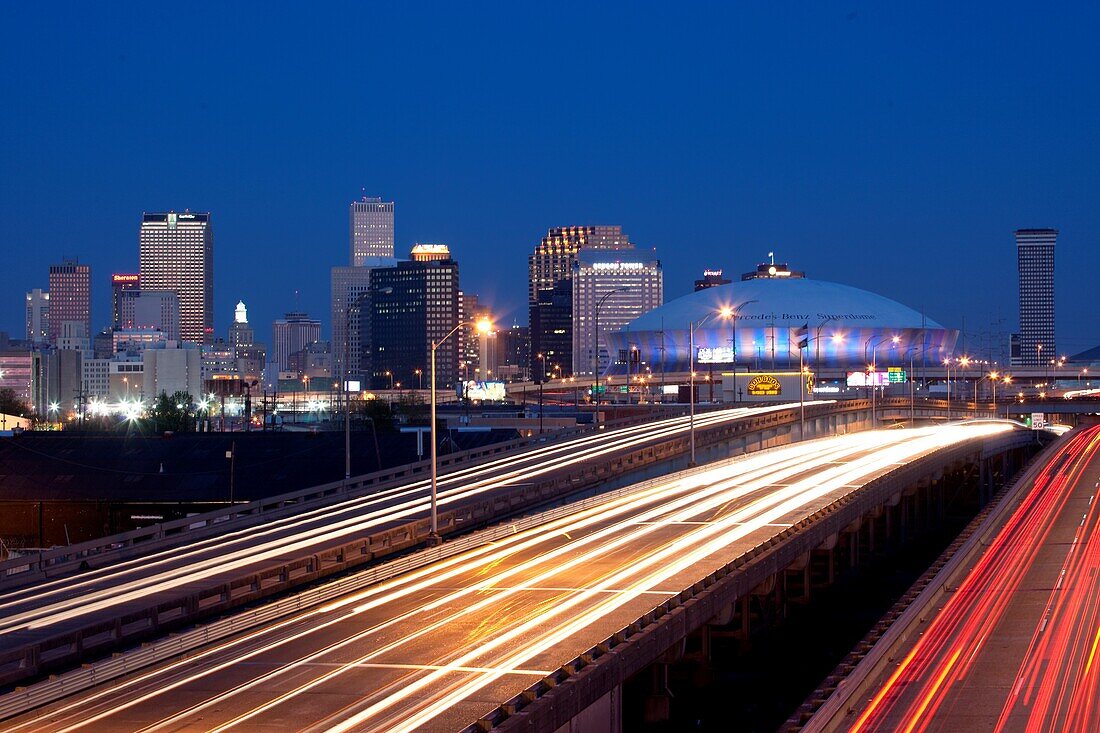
<box><xmin>849</xmin><ymin>422</ymin><xmax>1100</xmax><ymax>732</ymax></box>
<box><xmin>6</xmin><ymin>423</ymin><xmax>1013</xmax><ymax>733</ymax></box>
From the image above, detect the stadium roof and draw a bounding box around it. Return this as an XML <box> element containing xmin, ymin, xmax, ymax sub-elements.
<box><xmin>626</xmin><ymin>277</ymin><xmax>945</xmax><ymax>332</ymax></box>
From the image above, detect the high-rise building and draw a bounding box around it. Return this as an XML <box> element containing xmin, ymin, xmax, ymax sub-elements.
<box><xmin>369</xmin><ymin>247</ymin><xmax>460</xmax><ymax>390</ymax></box>
<box><xmin>528</xmin><ymin>226</ymin><xmax>634</xmax><ymax>378</ymax></box>
<box><xmin>47</xmin><ymin>259</ymin><xmax>91</xmax><ymax>344</ymax></box>
<box><xmin>529</xmin><ymin>280</ymin><xmax>573</xmax><ymax>381</ymax></box>
<box><xmin>229</xmin><ymin>301</ymin><xmax>254</xmax><ymax>348</ymax></box>
<box><xmin>572</xmin><ymin>249</ymin><xmax>663</xmax><ymax>377</ymax></box>
<box><xmin>332</xmin><ymin>265</ymin><xmax>389</xmax><ymax>381</ymax></box>
<box><xmin>25</xmin><ymin>289</ymin><xmax>49</xmax><ymax>344</ymax></box>
<box><xmin>695</xmin><ymin>269</ymin><xmax>731</xmax><ymax>291</ymax></box>
<box><xmin>350</xmin><ymin>196</ymin><xmax>395</xmax><ymax>266</ymax></box>
<box><xmin>271</xmin><ymin>311</ymin><xmax>321</xmax><ymax>373</ymax></box>
<box><xmin>117</xmin><ymin>290</ymin><xmax>180</xmax><ymax>340</ymax></box>
<box><xmin>139</xmin><ymin>211</ymin><xmax>213</xmax><ymax>344</ymax></box>
<box><xmin>110</xmin><ymin>273</ymin><xmax>140</xmax><ymax>326</ymax></box>
<box><xmin>1016</xmin><ymin>228</ymin><xmax>1057</xmax><ymax>365</ymax></box>
<box><xmin>528</xmin><ymin>226</ymin><xmax>633</xmax><ymax>303</ymax></box>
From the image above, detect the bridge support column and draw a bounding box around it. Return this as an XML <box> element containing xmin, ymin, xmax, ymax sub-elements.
<box><xmin>642</xmin><ymin>665</ymin><xmax>671</xmax><ymax>724</ymax></box>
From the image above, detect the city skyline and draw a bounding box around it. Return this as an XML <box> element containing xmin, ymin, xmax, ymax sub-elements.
<box><xmin>3</xmin><ymin>4</ymin><xmax>1099</xmax><ymax>358</ymax></box>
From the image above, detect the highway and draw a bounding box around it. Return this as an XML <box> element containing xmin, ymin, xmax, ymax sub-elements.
<box><xmin>5</xmin><ymin>422</ymin><xmax>1014</xmax><ymax>733</ymax></box>
<box><xmin>848</xmin><ymin>422</ymin><xmax>1100</xmax><ymax>732</ymax></box>
<box><xmin>0</xmin><ymin>403</ymin><xmax>819</xmax><ymax>652</ymax></box>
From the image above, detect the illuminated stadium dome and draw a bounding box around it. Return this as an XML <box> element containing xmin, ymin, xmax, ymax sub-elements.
<box><xmin>604</xmin><ymin>276</ymin><xmax>958</xmax><ymax>376</ymax></box>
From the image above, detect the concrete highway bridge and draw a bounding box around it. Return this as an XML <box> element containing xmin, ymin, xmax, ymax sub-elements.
<box><xmin>0</xmin><ymin>399</ymin><xmax>1043</xmax><ymax>731</ymax></box>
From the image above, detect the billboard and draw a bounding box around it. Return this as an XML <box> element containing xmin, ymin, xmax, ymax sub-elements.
<box><xmin>747</xmin><ymin>374</ymin><xmax>782</xmax><ymax>396</ymax></box>
<box><xmin>460</xmin><ymin>381</ymin><xmax>506</xmax><ymax>401</ymax></box>
<box><xmin>847</xmin><ymin>371</ymin><xmax>890</xmax><ymax>387</ymax></box>
<box><xmin>696</xmin><ymin>346</ymin><xmax>735</xmax><ymax>364</ymax></box>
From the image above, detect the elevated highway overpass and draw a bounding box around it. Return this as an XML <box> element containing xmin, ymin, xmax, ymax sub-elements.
<box><xmin>0</xmin><ymin>422</ymin><xmax>1036</xmax><ymax>732</ymax></box>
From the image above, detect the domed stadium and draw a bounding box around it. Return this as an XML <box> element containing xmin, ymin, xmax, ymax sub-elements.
<box><xmin>604</xmin><ymin>276</ymin><xmax>958</xmax><ymax>379</ymax></box>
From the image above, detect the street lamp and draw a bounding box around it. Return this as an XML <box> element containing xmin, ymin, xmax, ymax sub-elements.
<box><xmin>429</xmin><ymin>316</ymin><xmax>493</xmax><ymax>544</ymax></box>
<box><xmin>689</xmin><ymin>305</ymin><xmax>734</xmax><ymax>466</ymax></box>
<box><xmin>415</xmin><ymin>368</ymin><xmax>423</xmax><ymax>390</ymax></box>
<box><xmin>385</xmin><ymin>370</ymin><xmax>394</xmax><ymax>391</ymax></box>
<box><xmin>593</xmin><ymin>287</ymin><xmax>630</xmax><ymax>413</ymax></box>
<box><xmin>536</xmin><ymin>352</ymin><xmax>547</xmax><ymax>434</ymax></box>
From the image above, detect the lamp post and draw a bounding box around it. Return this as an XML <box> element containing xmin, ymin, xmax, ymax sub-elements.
<box><xmin>429</xmin><ymin>317</ymin><xmax>492</xmax><ymax>544</ymax></box>
<box><xmin>864</xmin><ymin>335</ymin><xmax>897</xmax><ymax>427</ymax></box>
<box><xmin>728</xmin><ymin>299</ymin><xmax>758</xmax><ymax>403</ymax></box>
<box><xmin>988</xmin><ymin>370</ymin><xmax>999</xmax><ymax>415</ymax></box>
<box><xmin>536</xmin><ymin>352</ymin><xmax>547</xmax><ymax>434</ymax></box>
<box><xmin>689</xmin><ymin>306</ymin><xmax>734</xmax><ymax>466</ymax></box>
<box><xmin>415</xmin><ymin>368</ymin><xmax>423</xmax><ymax>390</ymax></box>
<box><xmin>593</xmin><ymin>287</ymin><xmax>629</xmax><ymax>414</ymax></box>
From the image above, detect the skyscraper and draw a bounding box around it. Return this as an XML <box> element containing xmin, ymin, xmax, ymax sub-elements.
<box><xmin>350</xmin><ymin>197</ymin><xmax>395</xmax><ymax>266</ymax></box>
<box><xmin>25</xmin><ymin>288</ymin><xmax>49</xmax><ymax>344</ymax></box>
<box><xmin>111</xmin><ymin>273</ymin><xmax>140</xmax><ymax>327</ymax></box>
<box><xmin>117</xmin><ymin>290</ymin><xmax>181</xmax><ymax>341</ymax></box>
<box><xmin>1016</xmin><ymin>228</ymin><xmax>1057</xmax><ymax>365</ymax></box>
<box><xmin>572</xmin><ymin>249</ymin><xmax>663</xmax><ymax>377</ymax></box>
<box><xmin>47</xmin><ymin>259</ymin><xmax>91</xmax><ymax>344</ymax></box>
<box><xmin>332</xmin><ymin>266</ymin><xmax>383</xmax><ymax>382</ymax></box>
<box><xmin>139</xmin><ymin>211</ymin><xmax>213</xmax><ymax>344</ymax></box>
<box><xmin>369</xmin><ymin>246</ymin><xmax>460</xmax><ymax>390</ymax></box>
<box><xmin>271</xmin><ymin>312</ymin><xmax>321</xmax><ymax>372</ymax></box>
<box><xmin>528</xmin><ymin>226</ymin><xmax>634</xmax><ymax>378</ymax></box>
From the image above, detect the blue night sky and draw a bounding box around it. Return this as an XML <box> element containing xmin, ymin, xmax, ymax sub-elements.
<box><xmin>3</xmin><ymin>3</ymin><xmax>1099</xmax><ymax>358</ymax></box>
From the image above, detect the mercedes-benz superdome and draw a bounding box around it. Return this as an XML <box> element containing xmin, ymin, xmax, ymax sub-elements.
<box><xmin>603</xmin><ymin>276</ymin><xmax>959</xmax><ymax>377</ymax></box>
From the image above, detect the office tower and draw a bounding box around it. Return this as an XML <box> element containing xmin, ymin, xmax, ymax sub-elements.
<box><xmin>460</xmin><ymin>292</ymin><xmax>491</xmax><ymax>379</ymax></box>
<box><xmin>117</xmin><ymin>290</ymin><xmax>180</xmax><ymax>341</ymax></box>
<box><xmin>369</xmin><ymin>247</ymin><xmax>460</xmax><ymax>390</ymax></box>
<box><xmin>350</xmin><ymin>196</ymin><xmax>395</xmax><ymax>266</ymax></box>
<box><xmin>25</xmin><ymin>289</ymin><xmax>49</xmax><ymax>344</ymax></box>
<box><xmin>694</xmin><ymin>269</ymin><xmax>731</xmax><ymax>291</ymax></box>
<box><xmin>111</xmin><ymin>273</ymin><xmax>140</xmax><ymax>326</ymax></box>
<box><xmin>529</xmin><ymin>280</ymin><xmax>573</xmax><ymax>382</ymax></box>
<box><xmin>489</xmin><ymin>326</ymin><xmax>531</xmax><ymax>381</ymax></box>
<box><xmin>57</xmin><ymin>321</ymin><xmax>91</xmax><ymax>355</ymax></box>
<box><xmin>572</xmin><ymin>249</ymin><xmax>663</xmax><ymax>377</ymax></box>
<box><xmin>271</xmin><ymin>311</ymin><xmax>321</xmax><ymax>372</ymax></box>
<box><xmin>139</xmin><ymin>211</ymin><xmax>214</xmax><ymax>344</ymax></box>
<box><xmin>47</xmin><ymin>259</ymin><xmax>91</xmax><ymax>344</ymax></box>
<box><xmin>228</xmin><ymin>302</ymin><xmax>266</xmax><ymax>381</ymax></box>
<box><xmin>528</xmin><ymin>226</ymin><xmax>633</xmax><ymax>303</ymax></box>
<box><xmin>331</xmin><ymin>266</ymin><xmax>385</xmax><ymax>381</ymax></box>
<box><xmin>229</xmin><ymin>301</ymin><xmax>254</xmax><ymax>348</ymax></box>
<box><xmin>1016</xmin><ymin>228</ymin><xmax>1057</xmax><ymax>365</ymax></box>
<box><xmin>528</xmin><ymin>226</ymin><xmax>634</xmax><ymax>379</ymax></box>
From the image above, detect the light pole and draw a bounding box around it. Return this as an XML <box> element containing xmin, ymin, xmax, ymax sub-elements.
<box><xmin>430</xmin><ymin>317</ymin><xmax>493</xmax><ymax>544</ymax></box>
<box><xmin>593</xmin><ymin>287</ymin><xmax>629</xmax><ymax>413</ymax></box>
<box><xmin>728</xmin><ymin>299</ymin><xmax>759</xmax><ymax>403</ymax></box>
<box><xmin>415</xmin><ymin>368</ymin><xmax>423</xmax><ymax>390</ymax></box>
<box><xmin>864</xmin><ymin>335</ymin><xmax>897</xmax><ymax>428</ymax></box>
<box><xmin>536</xmin><ymin>352</ymin><xmax>547</xmax><ymax>434</ymax></box>
<box><xmin>689</xmin><ymin>306</ymin><xmax>734</xmax><ymax>466</ymax></box>
<box><xmin>988</xmin><ymin>370</ymin><xmax>999</xmax><ymax>414</ymax></box>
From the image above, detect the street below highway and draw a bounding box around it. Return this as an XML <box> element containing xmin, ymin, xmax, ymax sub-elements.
<box><xmin>5</xmin><ymin>422</ymin><xmax>1014</xmax><ymax>733</ymax></box>
<box><xmin>849</xmin><ymin>422</ymin><xmax>1100</xmax><ymax>732</ymax></box>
